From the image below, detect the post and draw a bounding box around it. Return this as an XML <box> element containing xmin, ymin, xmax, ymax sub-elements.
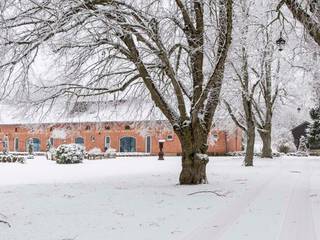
<box><xmin>158</xmin><ymin>139</ymin><xmax>165</xmax><ymax>160</ymax></box>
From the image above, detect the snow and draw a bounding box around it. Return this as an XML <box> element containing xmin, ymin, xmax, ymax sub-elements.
<box><xmin>0</xmin><ymin>156</ymin><xmax>320</xmax><ymax>240</ymax></box>
<box><xmin>0</xmin><ymin>99</ymin><xmax>166</xmax><ymax>125</ymax></box>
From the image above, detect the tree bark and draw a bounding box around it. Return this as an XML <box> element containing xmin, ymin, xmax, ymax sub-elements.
<box><xmin>284</xmin><ymin>0</ymin><xmax>320</xmax><ymax>47</ymax></box>
<box><xmin>178</xmin><ymin>129</ymin><xmax>209</xmax><ymax>185</ymax></box>
<box><xmin>244</xmin><ymin>123</ymin><xmax>255</xmax><ymax>166</ymax></box>
<box><xmin>179</xmin><ymin>149</ymin><xmax>209</xmax><ymax>184</ymax></box>
<box><xmin>258</xmin><ymin>128</ymin><xmax>273</xmax><ymax>158</ymax></box>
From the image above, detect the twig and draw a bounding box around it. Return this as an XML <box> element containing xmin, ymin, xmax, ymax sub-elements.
<box><xmin>187</xmin><ymin>190</ymin><xmax>229</xmax><ymax>197</ymax></box>
<box><xmin>0</xmin><ymin>219</ymin><xmax>11</xmax><ymax>228</ymax></box>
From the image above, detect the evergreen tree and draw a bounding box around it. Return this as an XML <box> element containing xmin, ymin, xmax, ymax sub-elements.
<box><xmin>298</xmin><ymin>136</ymin><xmax>308</xmax><ymax>153</ymax></box>
<box><xmin>308</xmin><ymin>106</ymin><xmax>320</xmax><ymax>149</ymax></box>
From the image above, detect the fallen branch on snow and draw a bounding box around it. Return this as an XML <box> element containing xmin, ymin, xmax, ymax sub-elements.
<box><xmin>0</xmin><ymin>219</ymin><xmax>11</xmax><ymax>228</ymax></box>
<box><xmin>187</xmin><ymin>190</ymin><xmax>229</xmax><ymax>197</ymax></box>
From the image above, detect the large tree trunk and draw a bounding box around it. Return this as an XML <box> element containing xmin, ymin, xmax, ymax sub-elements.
<box><xmin>244</xmin><ymin>123</ymin><xmax>255</xmax><ymax>166</ymax></box>
<box><xmin>178</xmin><ymin>130</ymin><xmax>209</xmax><ymax>185</ymax></box>
<box><xmin>258</xmin><ymin>128</ymin><xmax>273</xmax><ymax>158</ymax></box>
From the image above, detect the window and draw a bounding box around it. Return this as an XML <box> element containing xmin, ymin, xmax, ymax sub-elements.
<box><xmin>49</xmin><ymin>137</ymin><xmax>54</xmax><ymax>146</ymax></box>
<box><xmin>120</xmin><ymin>137</ymin><xmax>136</xmax><ymax>152</ymax></box>
<box><xmin>90</xmin><ymin>136</ymin><xmax>95</xmax><ymax>142</ymax></box>
<box><xmin>14</xmin><ymin>138</ymin><xmax>19</xmax><ymax>152</ymax></box>
<box><xmin>49</xmin><ymin>127</ymin><xmax>53</xmax><ymax>132</ymax></box>
<box><xmin>105</xmin><ymin>136</ymin><xmax>111</xmax><ymax>151</ymax></box>
<box><xmin>105</xmin><ymin>126</ymin><xmax>110</xmax><ymax>130</ymax></box>
<box><xmin>145</xmin><ymin>136</ymin><xmax>152</xmax><ymax>153</ymax></box>
<box><xmin>124</xmin><ymin>125</ymin><xmax>131</xmax><ymax>130</ymax></box>
<box><xmin>75</xmin><ymin>137</ymin><xmax>84</xmax><ymax>146</ymax></box>
<box><xmin>85</xmin><ymin>125</ymin><xmax>91</xmax><ymax>131</ymax></box>
<box><xmin>167</xmin><ymin>135</ymin><xmax>173</xmax><ymax>141</ymax></box>
<box><xmin>15</xmin><ymin>127</ymin><xmax>18</xmax><ymax>132</ymax></box>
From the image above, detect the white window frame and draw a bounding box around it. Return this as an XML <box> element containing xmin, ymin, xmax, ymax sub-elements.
<box><xmin>105</xmin><ymin>136</ymin><xmax>111</xmax><ymax>150</ymax></box>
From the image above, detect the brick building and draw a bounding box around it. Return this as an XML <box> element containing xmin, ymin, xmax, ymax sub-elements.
<box><xmin>0</xmin><ymin>100</ymin><xmax>242</xmax><ymax>155</ymax></box>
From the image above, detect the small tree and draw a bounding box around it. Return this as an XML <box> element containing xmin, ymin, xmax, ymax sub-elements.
<box><xmin>296</xmin><ymin>136</ymin><xmax>309</xmax><ymax>156</ymax></box>
<box><xmin>308</xmin><ymin>106</ymin><xmax>320</xmax><ymax>149</ymax></box>
<box><xmin>2</xmin><ymin>136</ymin><xmax>9</xmax><ymax>155</ymax></box>
<box><xmin>28</xmin><ymin>138</ymin><xmax>34</xmax><ymax>155</ymax></box>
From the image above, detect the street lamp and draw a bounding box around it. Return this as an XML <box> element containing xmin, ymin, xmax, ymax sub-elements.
<box><xmin>276</xmin><ymin>32</ymin><xmax>286</xmax><ymax>51</ymax></box>
<box><xmin>158</xmin><ymin>139</ymin><xmax>165</xmax><ymax>160</ymax></box>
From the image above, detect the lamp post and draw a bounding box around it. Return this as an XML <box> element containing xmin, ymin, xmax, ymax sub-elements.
<box><xmin>276</xmin><ymin>31</ymin><xmax>286</xmax><ymax>51</ymax></box>
<box><xmin>158</xmin><ymin>139</ymin><xmax>165</xmax><ymax>160</ymax></box>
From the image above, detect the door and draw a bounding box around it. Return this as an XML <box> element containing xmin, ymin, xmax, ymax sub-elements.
<box><xmin>75</xmin><ymin>137</ymin><xmax>84</xmax><ymax>146</ymax></box>
<box><xmin>33</xmin><ymin>138</ymin><xmax>41</xmax><ymax>152</ymax></box>
<box><xmin>120</xmin><ymin>137</ymin><xmax>136</xmax><ymax>152</ymax></box>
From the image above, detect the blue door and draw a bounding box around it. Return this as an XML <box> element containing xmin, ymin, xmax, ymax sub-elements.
<box><xmin>120</xmin><ymin>137</ymin><xmax>136</xmax><ymax>152</ymax></box>
<box><xmin>75</xmin><ymin>137</ymin><xmax>84</xmax><ymax>146</ymax></box>
<box><xmin>33</xmin><ymin>138</ymin><xmax>41</xmax><ymax>152</ymax></box>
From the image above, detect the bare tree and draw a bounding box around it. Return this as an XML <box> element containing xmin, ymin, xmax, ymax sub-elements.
<box><xmin>224</xmin><ymin>0</ymin><xmax>259</xmax><ymax>166</ymax></box>
<box><xmin>252</xmin><ymin>30</ymin><xmax>281</xmax><ymax>159</ymax></box>
<box><xmin>277</xmin><ymin>0</ymin><xmax>320</xmax><ymax>46</ymax></box>
<box><xmin>0</xmin><ymin>0</ymin><xmax>233</xmax><ymax>184</ymax></box>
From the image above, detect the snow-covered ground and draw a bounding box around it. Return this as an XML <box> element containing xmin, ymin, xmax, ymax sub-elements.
<box><xmin>0</xmin><ymin>156</ymin><xmax>319</xmax><ymax>240</ymax></box>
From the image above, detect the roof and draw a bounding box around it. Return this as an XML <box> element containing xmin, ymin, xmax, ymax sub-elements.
<box><xmin>0</xmin><ymin>99</ymin><xmax>166</xmax><ymax>125</ymax></box>
<box><xmin>291</xmin><ymin>121</ymin><xmax>310</xmax><ymax>132</ymax></box>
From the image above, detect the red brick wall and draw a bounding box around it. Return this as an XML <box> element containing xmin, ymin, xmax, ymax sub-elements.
<box><xmin>0</xmin><ymin>122</ymin><xmax>242</xmax><ymax>155</ymax></box>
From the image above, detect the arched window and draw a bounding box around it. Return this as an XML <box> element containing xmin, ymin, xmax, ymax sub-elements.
<box><xmin>120</xmin><ymin>137</ymin><xmax>136</xmax><ymax>152</ymax></box>
<box><xmin>85</xmin><ymin>125</ymin><xmax>91</xmax><ymax>131</ymax></box>
<box><xmin>75</xmin><ymin>137</ymin><xmax>84</xmax><ymax>146</ymax></box>
<box><xmin>32</xmin><ymin>138</ymin><xmax>41</xmax><ymax>152</ymax></box>
<box><xmin>124</xmin><ymin>125</ymin><xmax>131</xmax><ymax>130</ymax></box>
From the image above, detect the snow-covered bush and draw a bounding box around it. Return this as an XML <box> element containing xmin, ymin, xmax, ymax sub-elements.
<box><xmin>0</xmin><ymin>154</ymin><xmax>25</xmax><ymax>164</ymax></box>
<box><xmin>275</xmin><ymin>138</ymin><xmax>296</xmax><ymax>154</ymax></box>
<box><xmin>46</xmin><ymin>148</ymin><xmax>56</xmax><ymax>161</ymax></box>
<box><xmin>88</xmin><ymin>147</ymin><xmax>102</xmax><ymax>155</ymax></box>
<box><xmin>105</xmin><ymin>148</ymin><xmax>116</xmax><ymax>158</ymax></box>
<box><xmin>55</xmin><ymin>144</ymin><xmax>84</xmax><ymax>164</ymax></box>
<box><xmin>2</xmin><ymin>136</ymin><xmax>9</xmax><ymax>155</ymax></box>
<box><xmin>307</xmin><ymin>106</ymin><xmax>320</xmax><ymax>149</ymax></box>
<box><xmin>294</xmin><ymin>136</ymin><xmax>309</xmax><ymax>157</ymax></box>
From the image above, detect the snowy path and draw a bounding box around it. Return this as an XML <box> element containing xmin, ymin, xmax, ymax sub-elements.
<box><xmin>183</xmin><ymin>158</ymin><xmax>320</xmax><ymax>240</ymax></box>
<box><xmin>0</xmin><ymin>156</ymin><xmax>319</xmax><ymax>240</ymax></box>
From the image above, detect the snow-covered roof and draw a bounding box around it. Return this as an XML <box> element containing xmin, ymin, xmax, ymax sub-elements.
<box><xmin>0</xmin><ymin>99</ymin><xmax>166</xmax><ymax>125</ymax></box>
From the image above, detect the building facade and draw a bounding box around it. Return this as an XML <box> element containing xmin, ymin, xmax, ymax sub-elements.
<box><xmin>0</xmin><ymin>121</ymin><xmax>242</xmax><ymax>155</ymax></box>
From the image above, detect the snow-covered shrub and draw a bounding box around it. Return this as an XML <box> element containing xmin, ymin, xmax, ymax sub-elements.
<box><xmin>55</xmin><ymin>144</ymin><xmax>84</xmax><ymax>164</ymax></box>
<box><xmin>294</xmin><ymin>136</ymin><xmax>309</xmax><ymax>157</ymax></box>
<box><xmin>105</xmin><ymin>148</ymin><xmax>116</xmax><ymax>158</ymax></box>
<box><xmin>0</xmin><ymin>154</ymin><xmax>25</xmax><ymax>164</ymax></box>
<box><xmin>2</xmin><ymin>136</ymin><xmax>9</xmax><ymax>155</ymax></box>
<box><xmin>275</xmin><ymin>138</ymin><xmax>296</xmax><ymax>154</ymax></box>
<box><xmin>46</xmin><ymin>139</ymin><xmax>56</xmax><ymax>160</ymax></box>
<box><xmin>307</xmin><ymin>106</ymin><xmax>320</xmax><ymax>149</ymax></box>
<box><xmin>225</xmin><ymin>151</ymin><xmax>245</xmax><ymax>156</ymax></box>
<box><xmin>88</xmin><ymin>147</ymin><xmax>102</xmax><ymax>155</ymax></box>
<box><xmin>46</xmin><ymin>148</ymin><xmax>56</xmax><ymax>161</ymax></box>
